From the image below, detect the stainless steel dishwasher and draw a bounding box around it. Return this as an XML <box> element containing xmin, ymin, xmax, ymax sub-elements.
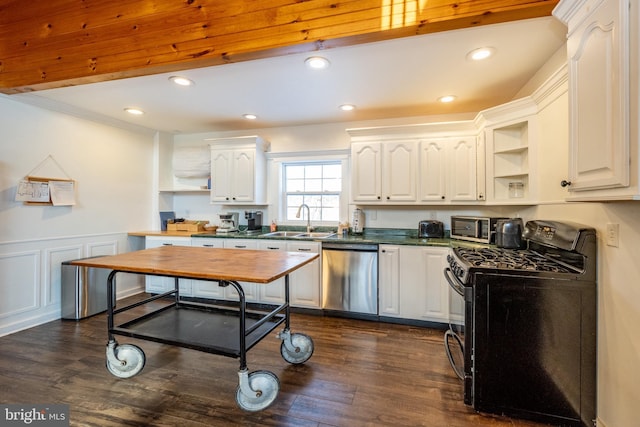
<box><xmin>321</xmin><ymin>242</ymin><xmax>378</xmax><ymax>315</ymax></box>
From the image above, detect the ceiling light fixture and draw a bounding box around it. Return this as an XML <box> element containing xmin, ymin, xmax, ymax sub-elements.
<box><xmin>467</xmin><ymin>47</ymin><xmax>495</xmax><ymax>61</ymax></box>
<box><xmin>339</xmin><ymin>104</ymin><xmax>356</xmax><ymax>111</ymax></box>
<box><xmin>305</xmin><ymin>56</ymin><xmax>330</xmax><ymax>70</ymax></box>
<box><xmin>169</xmin><ymin>76</ymin><xmax>194</xmax><ymax>86</ymax></box>
<box><xmin>438</xmin><ymin>95</ymin><xmax>456</xmax><ymax>103</ymax></box>
<box><xmin>243</xmin><ymin>114</ymin><xmax>257</xmax><ymax>120</ymax></box>
<box><xmin>124</xmin><ymin>107</ymin><xmax>144</xmax><ymax>115</ymax></box>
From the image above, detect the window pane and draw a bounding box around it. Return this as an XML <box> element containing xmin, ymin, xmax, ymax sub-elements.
<box><xmin>305</xmin><ymin>179</ymin><xmax>322</xmax><ymax>192</ymax></box>
<box><xmin>287</xmin><ymin>166</ymin><xmax>305</xmax><ymax>179</ymax></box>
<box><xmin>323</xmin><ymin>164</ymin><xmax>341</xmax><ymax>178</ymax></box>
<box><xmin>305</xmin><ymin>165</ymin><xmax>322</xmax><ymax>179</ymax></box>
<box><xmin>287</xmin><ymin>179</ymin><xmax>305</xmax><ymax>192</ymax></box>
<box><xmin>323</xmin><ymin>177</ymin><xmax>341</xmax><ymax>192</ymax></box>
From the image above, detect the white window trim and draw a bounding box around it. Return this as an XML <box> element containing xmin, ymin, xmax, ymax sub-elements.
<box><xmin>268</xmin><ymin>152</ymin><xmax>350</xmax><ymax>227</ymax></box>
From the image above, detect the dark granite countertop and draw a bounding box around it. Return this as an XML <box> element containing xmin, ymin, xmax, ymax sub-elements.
<box><xmin>186</xmin><ymin>227</ymin><xmax>487</xmax><ymax>248</ymax></box>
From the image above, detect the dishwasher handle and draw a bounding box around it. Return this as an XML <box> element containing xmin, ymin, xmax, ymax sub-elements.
<box><xmin>322</xmin><ymin>242</ymin><xmax>378</xmax><ymax>252</ymax></box>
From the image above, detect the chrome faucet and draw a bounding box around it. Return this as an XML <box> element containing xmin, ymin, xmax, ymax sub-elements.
<box><xmin>296</xmin><ymin>203</ymin><xmax>314</xmax><ymax>233</ymax></box>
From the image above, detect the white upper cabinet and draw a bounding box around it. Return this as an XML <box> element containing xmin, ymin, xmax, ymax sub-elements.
<box><xmin>348</xmin><ymin>123</ymin><xmax>482</xmax><ymax>205</ymax></box>
<box><xmin>208</xmin><ymin>136</ymin><xmax>269</xmax><ymax>204</ymax></box>
<box><xmin>418</xmin><ymin>137</ymin><xmax>478</xmax><ymax>202</ymax></box>
<box><xmin>448</xmin><ymin>137</ymin><xmax>478</xmax><ymax>201</ymax></box>
<box><xmin>350</xmin><ymin>140</ymin><xmax>417</xmax><ymax>203</ymax></box>
<box><xmin>383</xmin><ymin>140</ymin><xmax>418</xmax><ymax>202</ymax></box>
<box><xmin>554</xmin><ymin>0</ymin><xmax>640</xmax><ymax>200</ymax></box>
<box><xmin>418</xmin><ymin>139</ymin><xmax>447</xmax><ymax>201</ymax></box>
<box><xmin>350</xmin><ymin>142</ymin><xmax>383</xmax><ymax>202</ymax></box>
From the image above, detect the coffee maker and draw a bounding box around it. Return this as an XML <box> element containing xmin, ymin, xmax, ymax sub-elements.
<box><xmin>217</xmin><ymin>212</ymin><xmax>239</xmax><ymax>233</ymax></box>
<box><xmin>245</xmin><ymin>210</ymin><xmax>263</xmax><ymax>234</ymax></box>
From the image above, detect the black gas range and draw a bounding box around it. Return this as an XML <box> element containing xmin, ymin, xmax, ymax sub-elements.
<box><xmin>444</xmin><ymin>220</ymin><xmax>597</xmax><ymax>427</ymax></box>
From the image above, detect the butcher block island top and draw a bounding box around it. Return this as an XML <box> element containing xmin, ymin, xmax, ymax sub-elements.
<box><xmin>70</xmin><ymin>245</ymin><xmax>318</xmax><ymax>283</ymax></box>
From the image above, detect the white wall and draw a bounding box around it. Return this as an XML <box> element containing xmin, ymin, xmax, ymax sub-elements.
<box><xmin>0</xmin><ymin>95</ymin><xmax>155</xmax><ymax>335</ymax></box>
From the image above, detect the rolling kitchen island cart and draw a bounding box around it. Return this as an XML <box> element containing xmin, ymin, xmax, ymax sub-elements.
<box><xmin>70</xmin><ymin>245</ymin><xmax>318</xmax><ymax>412</ymax></box>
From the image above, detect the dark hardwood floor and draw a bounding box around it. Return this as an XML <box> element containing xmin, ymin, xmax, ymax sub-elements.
<box><xmin>0</xmin><ymin>295</ymin><xmax>551</xmax><ymax>427</ymax></box>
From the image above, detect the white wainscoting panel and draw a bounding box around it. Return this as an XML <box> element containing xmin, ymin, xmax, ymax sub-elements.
<box><xmin>0</xmin><ymin>250</ymin><xmax>40</xmax><ymax>318</ymax></box>
<box><xmin>0</xmin><ymin>233</ymin><xmax>144</xmax><ymax>337</ymax></box>
<box><xmin>44</xmin><ymin>245</ymin><xmax>83</xmax><ymax>307</ymax></box>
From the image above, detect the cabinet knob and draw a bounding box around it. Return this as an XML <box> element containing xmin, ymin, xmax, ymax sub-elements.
<box><xmin>441</xmin><ymin>195</ymin><xmax>445</xmax><ymax>200</ymax></box>
<box><xmin>561</xmin><ymin>180</ymin><xmax>572</xmax><ymax>187</ymax></box>
<box><xmin>377</xmin><ymin>196</ymin><xmax>381</xmax><ymax>200</ymax></box>
<box><xmin>381</xmin><ymin>249</ymin><xmax>386</xmax><ymax>253</ymax></box>
<box><xmin>386</xmin><ymin>196</ymin><xmax>390</xmax><ymax>200</ymax></box>
<box><xmin>478</xmin><ymin>194</ymin><xmax>484</xmax><ymax>199</ymax></box>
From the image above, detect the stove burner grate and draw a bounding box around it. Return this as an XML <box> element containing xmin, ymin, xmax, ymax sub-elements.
<box><xmin>455</xmin><ymin>247</ymin><xmax>575</xmax><ymax>273</ymax></box>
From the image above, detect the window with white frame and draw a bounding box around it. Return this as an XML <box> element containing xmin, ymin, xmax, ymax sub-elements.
<box><xmin>283</xmin><ymin>162</ymin><xmax>342</xmax><ymax>222</ymax></box>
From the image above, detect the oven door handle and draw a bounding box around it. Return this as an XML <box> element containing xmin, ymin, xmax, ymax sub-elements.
<box><xmin>444</xmin><ymin>267</ymin><xmax>465</xmax><ymax>296</ymax></box>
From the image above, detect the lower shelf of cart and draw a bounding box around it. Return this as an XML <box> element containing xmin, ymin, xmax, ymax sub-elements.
<box><xmin>112</xmin><ymin>304</ymin><xmax>286</xmax><ymax>357</ymax></box>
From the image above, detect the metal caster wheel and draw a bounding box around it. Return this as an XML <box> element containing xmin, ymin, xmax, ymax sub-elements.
<box><xmin>280</xmin><ymin>332</ymin><xmax>314</xmax><ymax>365</ymax></box>
<box><xmin>105</xmin><ymin>343</ymin><xmax>146</xmax><ymax>378</ymax></box>
<box><xmin>235</xmin><ymin>370</ymin><xmax>280</xmax><ymax>412</ymax></box>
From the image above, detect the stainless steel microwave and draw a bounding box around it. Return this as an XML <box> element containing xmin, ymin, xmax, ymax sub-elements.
<box><xmin>450</xmin><ymin>216</ymin><xmax>507</xmax><ymax>243</ymax></box>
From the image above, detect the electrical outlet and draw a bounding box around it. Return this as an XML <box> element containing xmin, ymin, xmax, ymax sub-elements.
<box><xmin>606</xmin><ymin>223</ymin><xmax>619</xmax><ymax>247</ymax></box>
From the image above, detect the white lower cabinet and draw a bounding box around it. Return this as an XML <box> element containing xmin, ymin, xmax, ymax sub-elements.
<box><xmin>190</xmin><ymin>238</ymin><xmax>226</xmax><ymax>299</ymax></box>
<box><xmin>287</xmin><ymin>241</ymin><xmax>321</xmax><ymax>308</ymax></box>
<box><xmin>379</xmin><ymin>245</ymin><xmax>401</xmax><ymax>317</ymax></box>
<box><xmin>189</xmin><ymin>238</ymin><xmax>321</xmax><ymax>308</ymax></box>
<box><xmin>222</xmin><ymin>239</ymin><xmax>259</xmax><ymax>302</ymax></box>
<box><xmin>379</xmin><ymin>244</ymin><xmax>450</xmax><ymax>323</ymax></box>
<box><xmin>400</xmin><ymin>246</ymin><xmax>449</xmax><ymax>322</ymax></box>
<box><xmin>256</xmin><ymin>240</ymin><xmax>288</xmax><ymax>304</ymax></box>
<box><xmin>144</xmin><ymin>236</ymin><xmax>193</xmax><ymax>296</ymax></box>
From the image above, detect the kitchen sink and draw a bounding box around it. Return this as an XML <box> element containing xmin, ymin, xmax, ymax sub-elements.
<box><xmin>261</xmin><ymin>231</ymin><xmax>337</xmax><ymax>239</ymax></box>
<box><xmin>261</xmin><ymin>231</ymin><xmax>305</xmax><ymax>237</ymax></box>
<box><xmin>296</xmin><ymin>232</ymin><xmax>337</xmax><ymax>238</ymax></box>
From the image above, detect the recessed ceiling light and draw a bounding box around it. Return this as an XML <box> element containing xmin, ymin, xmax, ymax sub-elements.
<box><xmin>124</xmin><ymin>107</ymin><xmax>144</xmax><ymax>115</ymax></box>
<box><xmin>438</xmin><ymin>95</ymin><xmax>456</xmax><ymax>103</ymax></box>
<box><xmin>169</xmin><ymin>76</ymin><xmax>194</xmax><ymax>86</ymax></box>
<box><xmin>243</xmin><ymin>114</ymin><xmax>257</xmax><ymax>120</ymax></box>
<box><xmin>305</xmin><ymin>56</ymin><xmax>330</xmax><ymax>70</ymax></box>
<box><xmin>467</xmin><ymin>47</ymin><xmax>495</xmax><ymax>61</ymax></box>
<box><xmin>339</xmin><ymin>104</ymin><xmax>356</xmax><ymax>111</ymax></box>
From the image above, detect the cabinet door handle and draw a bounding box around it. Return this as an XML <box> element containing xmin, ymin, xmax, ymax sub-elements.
<box><xmin>162</xmin><ymin>243</ymin><xmax>173</xmax><ymax>246</ymax></box>
<box><xmin>203</xmin><ymin>244</ymin><xmax>214</xmax><ymax>247</ymax></box>
<box><xmin>561</xmin><ymin>180</ymin><xmax>572</xmax><ymax>187</ymax></box>
<box><xmin>297</xmin><ymin>248</ymin><xmax>311</xmax><ymax>252</ymax></box>
<box><xmin>234</xmin><ymin>245</ymin><xmax>247</xmax><ymax>248</ymax></box>
<box><xmin>267</xmin><ymin>246</ymin><xmax>280</xmax><ymax>250</ymax></box>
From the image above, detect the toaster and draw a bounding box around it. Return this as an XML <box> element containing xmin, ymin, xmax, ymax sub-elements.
<box><xmin>418</xmin><ymin>220</ymin><xmax>444</xmax><ymax>238</ymax></box>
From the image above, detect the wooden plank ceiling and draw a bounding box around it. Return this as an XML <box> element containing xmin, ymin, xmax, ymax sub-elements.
<box><xmin>0</xmin><ymin>0</ymin><xmax>559</xmax><ymax>94</ymax></box>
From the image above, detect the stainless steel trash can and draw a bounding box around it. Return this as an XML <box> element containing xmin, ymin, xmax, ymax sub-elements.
<box><xmin>61</xmin><ymin>257</ymin><xmax>110</xmax><ymax>320</ymax></box>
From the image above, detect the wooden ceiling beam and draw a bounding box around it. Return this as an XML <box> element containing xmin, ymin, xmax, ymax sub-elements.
<box><xmin>0</xmin><ymin>0</ymin><xmax>559</xmax><ymax>94</ymax></box>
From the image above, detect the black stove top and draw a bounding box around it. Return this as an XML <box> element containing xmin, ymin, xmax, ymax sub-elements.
<box><xmin>454</xmin><ymin>247</ymin><xmax>576</xmax><ymax>273</ymax></box>
<box><xmin>447</xmin><ymin>220</ymin><xmax>596</xmax><ymax>285</ymax></box>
